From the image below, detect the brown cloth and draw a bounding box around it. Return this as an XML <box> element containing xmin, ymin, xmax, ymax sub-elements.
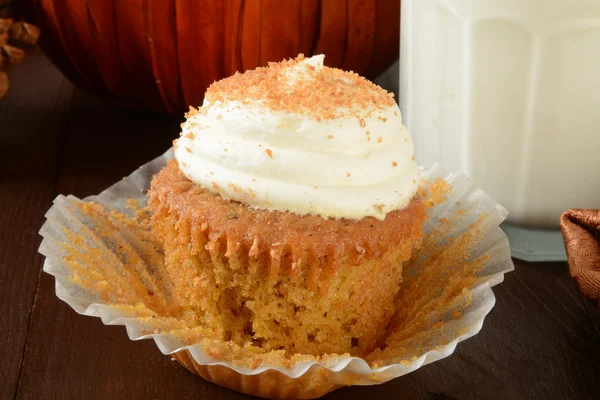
<box><xmin>560</xmin><ymin>209</ymin><xmax>600</xmax><ymax>308</ymax></box>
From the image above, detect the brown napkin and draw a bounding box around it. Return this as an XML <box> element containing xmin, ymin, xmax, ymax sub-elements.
<box><xmin>560</xmin><ymin>209</ymin><xmax>600</xmax><ymax>308</ymax></box>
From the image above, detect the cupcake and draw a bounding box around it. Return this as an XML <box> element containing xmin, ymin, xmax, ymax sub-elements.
<box><xmin>148</xmin><ymin>54</ymin><xmax>426</xmax><ymax>357</ymax></box>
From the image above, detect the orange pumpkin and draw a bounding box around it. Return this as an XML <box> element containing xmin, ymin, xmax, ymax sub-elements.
<box><xmin>25</xmin><ymin>0</ymin><xmax>399</xmax><ymax>114</ymax></box>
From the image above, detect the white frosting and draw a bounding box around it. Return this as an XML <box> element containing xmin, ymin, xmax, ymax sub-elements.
<box><xmin>174</xmin><ymin>55</ymin><xmax>420</xmax><ymax>220</ymax></box>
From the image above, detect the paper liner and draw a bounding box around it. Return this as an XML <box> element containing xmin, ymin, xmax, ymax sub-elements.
<box><xmin>148</xmin><ymin>159</ymin><xmax>427</xmax><ymax>357</ymax></box>
<box><xmin>39</xmin><ymin>149</ymin><xmax>514</xmax><ymax>399</ymax></box>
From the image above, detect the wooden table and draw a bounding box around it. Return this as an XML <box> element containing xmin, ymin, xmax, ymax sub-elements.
<box><xmin>2</xmin><ymin>51</ymin><xmax>599</xmax><ymax>400</ymax></box>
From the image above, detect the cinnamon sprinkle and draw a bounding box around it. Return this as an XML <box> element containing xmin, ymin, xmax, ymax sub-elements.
<box><xmin>204</xmin><ymin>54</ymin><xmax>395</xmax><ymax>122</ymax></box>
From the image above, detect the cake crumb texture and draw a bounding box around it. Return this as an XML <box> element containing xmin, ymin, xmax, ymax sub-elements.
<box><xmin>147</xmin><ymin>160</ymin><xmax>427</xmax><ymax>356</ymax></box>
<box><xmin>54</xmin><ymin>170</ymin><xmax>490</xmax><ymax>374</ymax></box>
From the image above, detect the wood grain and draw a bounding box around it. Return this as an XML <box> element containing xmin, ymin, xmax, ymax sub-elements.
<box><xmin>580</xmin><ymin>286</ymin><xmax>600</xmax><ymax>345</ymax></box>
<box><xmin>1</xmin><ymin>51</ymin><xmax>599</xmax><ymax>400</ymax></box>
<box><xmin>0</xmin><ymin>51</ymin><xmax>73</xmax><ymax>399</ymax></box>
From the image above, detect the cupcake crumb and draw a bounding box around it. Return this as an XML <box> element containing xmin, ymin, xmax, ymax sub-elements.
<box><xmin>184</xmin><ymin>106</ymin><xmax>198</xmax><ymax>118</ymax></box>
<box><xmin>145</xmin><ymin>160</ymin><xmax>428</xmax><ymax>361</ymax></box>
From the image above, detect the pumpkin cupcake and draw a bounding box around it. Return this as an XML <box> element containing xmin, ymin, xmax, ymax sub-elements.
<box><xmin>148</xmin><ymin>55</ymin><xmax>426</xmax><ymax>357</ymax></box>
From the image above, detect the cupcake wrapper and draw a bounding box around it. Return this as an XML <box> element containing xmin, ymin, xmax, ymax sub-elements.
<box><xmin>39</xmin><ymin>149</ymin><xmax>514</xmax><ymax>399</ymax></box>
<box><xmin>174</xmin><ymin>351</ymin><xmax>344</xmax><ymax>399</ymax></box>
<box><xmin>148</xmin><ymin>162</ymin><xmax>426</xmax><ymax>356</ymax></box>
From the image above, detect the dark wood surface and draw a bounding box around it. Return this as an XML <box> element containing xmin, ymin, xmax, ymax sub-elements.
<box><xmin>1</xmin><ymin>51</ymin><xmax>599</xmax><ymax>400</ymax></box>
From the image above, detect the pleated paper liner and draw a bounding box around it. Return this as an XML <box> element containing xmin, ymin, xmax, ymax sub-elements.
<box><xmin>39</xmin><ymin>150</ymin><xmax>514</xmax><ymax>399</ymax></box>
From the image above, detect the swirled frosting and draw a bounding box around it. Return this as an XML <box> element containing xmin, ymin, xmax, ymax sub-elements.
<box><xmin>174</xmin><ymin>55</ymin><xmax>420</xmax><ymax>220</ymax></box>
